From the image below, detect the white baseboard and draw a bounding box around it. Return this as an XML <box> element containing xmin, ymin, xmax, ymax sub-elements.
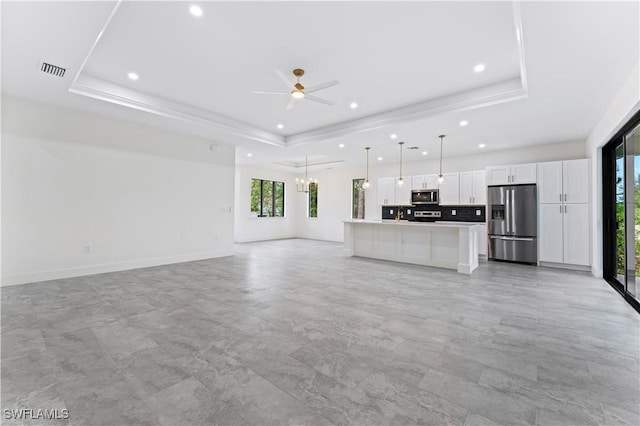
<box><xmin>1</xmin><ymin>250</ymin><xmax>234</xmax><ymax>287</ymax></box>
<box><xmin>234</xmin><ymin>234</ymin><xmax>296</xmax><ymax>243</ymax></box>
<box><xmin>539</xmin><ymin>261</ymin><xmax>592</xmax><ymax>272</ymax></box>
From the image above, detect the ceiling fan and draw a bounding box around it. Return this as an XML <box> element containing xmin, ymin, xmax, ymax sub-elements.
<box><xmin>252</xmin><ymin>69</ymin><xmax>339</xmax><ymax>110</ymax></box>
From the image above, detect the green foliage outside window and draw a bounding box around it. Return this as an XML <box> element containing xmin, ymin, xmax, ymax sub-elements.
<box><xmin>308</xmin><ymin>182</ymin><xmax>318</xmax><ymax>218</ymax></box>
<box><xmin>251</xmin><ymin>178</ymin><xmax>285</xmax><ymax>217</ymax></box>
<box><xmin>352</xmin><ymin>179</ymin><xmax>365</xmax><ymax>219</ymax></box>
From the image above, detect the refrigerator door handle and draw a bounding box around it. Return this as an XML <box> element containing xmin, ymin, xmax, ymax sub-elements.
<box><xmin>490</xmin><ymin>236</ymin><xmax>535</xmax><ymax>242</ymax></box>
<box><xmin>510</xmin><ymin>187</ymin><xmax>516</xmax><ymax>235</ymax></box>
<box><xmin>505</xmin><ymin>188</ymin><xmax>511</xmax><ymax>234</ymax></box>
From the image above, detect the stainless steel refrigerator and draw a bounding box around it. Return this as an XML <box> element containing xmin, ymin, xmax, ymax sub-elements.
<box><xmin>487</xmin><ymin>184</ymin><xmax>537</xmax><ymax>264</ymax></box>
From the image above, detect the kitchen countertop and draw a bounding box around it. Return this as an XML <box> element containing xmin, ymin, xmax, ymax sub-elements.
<box><xmin>343</xmin><ymin>219</ymin><xmax>482</xmax><ymax>228</ymax></box>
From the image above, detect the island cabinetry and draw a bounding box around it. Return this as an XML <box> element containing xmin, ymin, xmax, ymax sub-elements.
<box><xmin>343</xmin><ymin>221</ymin><xmax>481</xmax><ymax>274</ymax></box>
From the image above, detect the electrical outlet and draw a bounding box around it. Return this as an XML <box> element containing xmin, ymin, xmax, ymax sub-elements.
<box><xmin>476</xmin><ymin>209</ymin><xmax>481</xmax><ymax>216</ymax></box>
<box><xmin>83</xmin><ymin>245</ymin><xmax>91</xmax><ymax>253</ymax></box>
<box><xmin>451</xmin><ymin>210</ymin><xmax>456</xmax><ymax>216</ymax></box>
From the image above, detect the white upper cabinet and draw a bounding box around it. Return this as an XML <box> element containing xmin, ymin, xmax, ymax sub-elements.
<box><xmin>377</xmin><ymin>177</ymin><xmax>411</xmax><ymax>205</ymax></box>
<box><xmin>538</xmin><ymin>159</ymin><xmax>589</xmax><ymax>204</ymax></box>
<box><xmin>562</xmin><ymin>159</ymin><xmax>590</xmax><ymax>203</ymax></box>
<box><xmin>459</xmin><ymin>170</ymin><xmax>486</xmax><ymax>205</ymax></box>
<box><xmin>511</xmin><ymin>163</ymin><xmax>537</xmax><ymax>184</ymax></box>
<box><xmin>438</xmin><ymin>172</ymin><xmax>460</xmax><ymax>205</ymax></box>
<box><xmin>377</xmin><ymin>177</ymin><xmax>396</xmax><ymax>206</ymax></box>
<box><xmin>486</xmin><ymin>163</ymin><xmax>537</xmax><ymax>186</ymax></box>
<box><xmin>486</xmin><ymin>166</ymin><xmax>510</xmax><ymax>186</ymax></box>
<box><xmin>396</xmin><ymin>179</ymin><xmax>412</xmax><ymax>205</ymax></box>
<box><xmin>411</xmin><ymin>174</ymin><xmax>439</xmax><ymax>190</ymax></box>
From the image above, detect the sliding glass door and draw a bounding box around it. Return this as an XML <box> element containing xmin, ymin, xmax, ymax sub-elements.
<box><xmin>604</xmin><ymin>111</ymin><xmax>640</xmax><ymax>310</ymax></box>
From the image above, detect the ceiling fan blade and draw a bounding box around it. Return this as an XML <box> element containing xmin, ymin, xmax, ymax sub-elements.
<box><xmin>286</xmin><ymin>97</ymin><xmax>298</xmax><ymax>110</ymax></box>
<box><xmin>275</xmin><ymin>69</ymin><xmax>293</xmax><ymax>89</ymax></box>
<box><xmin>305</xmin><ymin>94</ymin><xmax>334</xmax><ymax>106</ymax></box>
<box><xmin>251</xmin><ymin>91</ymin><xmax>290</xmax><ymax>95</ymax></box>
<box><xmin>305</xmin><ymin>80</ymin><xmax>340</xmax><ymax>94</ymax></box>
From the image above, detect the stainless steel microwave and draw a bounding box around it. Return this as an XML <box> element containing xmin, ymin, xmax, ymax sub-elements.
<box><xmin>411</xmin><ymin>189</ymin><xmax>439</xmax><ymax>205</ymax></box>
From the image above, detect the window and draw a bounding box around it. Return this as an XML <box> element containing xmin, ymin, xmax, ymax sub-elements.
<box><xmin>352</xmin><ymin>178</ymin><xmax>365</xmax><ymax>219</ymax></box>
<box><xmin>603</xmin><ymin>109</ymin><xmax>640</xmax><ymax>312</ymax></box>
<box><xmin>251</xmin><ymin>179</ymin><xmax>285</xmax><ymax>217</ymax></box>
<box><xmin>308</xmin><ymin>182</ymin><xmax>318</xmax><ymax>218</ymax></box>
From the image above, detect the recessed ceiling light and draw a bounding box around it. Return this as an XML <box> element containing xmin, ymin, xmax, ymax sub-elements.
<box><xmin>339</xmin><ymin>143</ymin><xmax>345</xmax><ymax>148</ymax></box>
<box><xmin>247</xmin><ymin>153</ymin><xmax>253</xmax><ymax>157</ymax></box>
<box><xmin>277</xmin><ymin>123</ymin><xmax>284</xmax><ymax>129</ymax></box>
<box><xmin>350</xmin><ymin>102</ymin><xmax>358</xmax><ymax>109</ymax></box>
<box><xmin>127</xmin><ymin>72</ymin><xmax>139</xmax><ymax>80</ymax></box>
<box><xmin>474</xmin><ymin>64</ymin><xmax>485</xmax><ymax>73</ymax></box>
<box><xmin>459</xmin><ymin>120</ymin><xmax>468</xmax><ymax>127</ymax></box>
<box><xmin>378</xmin><ymin>157</ymin><xmax>383</xmax><ymax>161</ymax></box>
<box><xmin>422</xmin><ymin>151</ymin><xmax>428</xmax><ymax>156</ymax></box>
<box><xmin>390</xmin><ymin>134</ymin><xmax>397</xmax><ymax>139</ymax></box>
<box><xmin>478</xmin><ymin>144</ymin><xmax>486</xmax><ymax>148</ymax></box>
<box><xmin>190</xmin><ymin>5</ymin><xmax>203</xmax><ymax>17</ymax></box>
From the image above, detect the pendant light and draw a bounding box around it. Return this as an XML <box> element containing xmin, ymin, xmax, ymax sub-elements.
<box><xmin>362</xmin><ymin>147</ymin><xmax>371</xmax><ymax>189</ymax></box>
<box><xmin>397</xmin><ymin>141</ymin><xmax>404</xmax><ymax>186</ymax></box>
<box><xmin>437</xmin><ymin>135</ymin><xmax>445</xmax><ymax>184</ymax></box>
<box><xmin>296</xmin><ymin>157</ymin><xmax>317</xmax><ymax>193</ymax></box>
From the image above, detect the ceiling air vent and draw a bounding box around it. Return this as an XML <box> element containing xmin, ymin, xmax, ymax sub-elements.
<box><xmin>40</xmin><ymin>61</ymin><xmax>66</xmax><ymax>78</ymax></box>
<box><xmin>407</xmin><ymin>146</ymin><xmax>420</xmax><ymax>150</ymax></box>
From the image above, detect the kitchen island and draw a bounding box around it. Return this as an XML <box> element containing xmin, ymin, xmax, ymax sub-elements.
<box><xmin>343</xmin><ymin>220</ymin><xmax>482</xmax><ymax>274</ymax></box>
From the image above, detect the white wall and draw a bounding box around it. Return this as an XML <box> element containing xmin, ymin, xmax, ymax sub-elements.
<box><xmin>234</xmin><ymin>165</ymin><xmax>297</xmax><ymax>242</ymax></box>
<box><xmin>2</xmin><ymin>95</ymin><xmax>235</xmax><ymax>286</ymax></box>
<box><xmin>586</xmin><ymin>62</ymin><xmax>640</xmax><ymax>277</ymax></box>
<box><xmin>294</xmin><ymin>140</ymin><xmax>586</xmax><ymax>242</ymax></box>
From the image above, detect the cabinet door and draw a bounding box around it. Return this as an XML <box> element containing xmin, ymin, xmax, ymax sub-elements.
<box><xmin>478</xmin><ymin>223</ymin><xmax>487</xmax><ymax>256</ymax></box>
<box><xmin>472</xmin><ymin>170</ymin><xmax>487</xmax><ymax>204</ymax></box>
<box><xmin>511</xmin><ymin>163</ymin><xmax>537</xmax><ymax>184</ymax></box>
<box><xmin>486</xmin><ymin>166</ymin><xmax>510</xmax><ymax>186</ymax></box>
<box><xmin>538</xmin><ymin>161</ymin><xmax>563</xmax><ymax>204</ymax></box>
<box><xmin>424</xmin><ymin>174</ymin><xmax>439</xmax><ymax>190</ymax></box>
<box><xmin>563</xmin><ymin>203</ymin><xmax>591</xmax><ymax>266</ymax></box>
<box><xmin>563</xmin><ymin>159</ymin><xmax>590</xmax><ymax>204</ymax></box>
<box><xmin>459</xmin><ymin>171</ymin><xmax>474</xmax><ymax>205</ymax></box>
<box><xmin>377</xmin><ymin>177</ymin><xmax>396</xmax><ymax>205</ymax></box>
<box><xmin>539</xmin><ymin>204</ymin><xmax>564</xmax><ymax>263</ymax></box>
<box><xmin>395</xmin><ymin>180</ymin><xmax>412</xmax><ymax>206</ymax></box>
<box><xmin>438</xmin><ymin>172</ymin><xmax>460</xmax><ymax>205</ymax></box>
<box><xmin>411</xmin><ymin>175</ymin><xmax>425</xmax><ymax>190</ymax></box>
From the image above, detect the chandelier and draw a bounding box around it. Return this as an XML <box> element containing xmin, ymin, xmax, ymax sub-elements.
<box><xmin>296</xmin><ymin>157</ymin><xmax>318</xmax><ymax>193</ymax></box>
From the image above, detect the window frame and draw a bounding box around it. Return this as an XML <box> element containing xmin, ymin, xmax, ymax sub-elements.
<box><xmin>251</xmin><ymin>178</ymin><xmax>285</xmax><ymax>218</ymax></box>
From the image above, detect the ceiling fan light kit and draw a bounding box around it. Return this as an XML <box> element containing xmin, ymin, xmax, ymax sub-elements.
<box><xmin>252</xmin><ymin>68</ymin><xmax>339</xmax><ymax>110</ymax></box>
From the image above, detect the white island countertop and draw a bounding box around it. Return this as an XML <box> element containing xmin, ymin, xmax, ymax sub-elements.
<box><xmin>344</xmin><ymin>219</ymin><xmax>483</xmax><ymax>229</ymax></box>
<box><xmin>343</xmin><ymin>220</ymin><xmax>482</xmax><ymax>274</ymax></box>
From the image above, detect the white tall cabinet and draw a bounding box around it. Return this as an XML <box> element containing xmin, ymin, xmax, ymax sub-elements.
<box><xmin>459</xmin><ymin>170</ymin><xmax>487</xmax><ymax>205</ymax></box>
<box><xmin>538</xmin><ymin>159</ymin><xmax>590</xmax><ymax>267</ymax></box>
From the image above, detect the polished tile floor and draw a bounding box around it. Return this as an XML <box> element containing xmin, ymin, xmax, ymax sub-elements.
<box><xmin>2</xmin><ymin>239</ymin><xmax>639</xmax><ymax>425</ymax></box>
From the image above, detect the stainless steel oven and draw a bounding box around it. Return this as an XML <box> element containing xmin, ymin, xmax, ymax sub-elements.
<box><xmin>411</xmin><ymin>189</ymin><xmax>439</xmax><ymax>205</ymax></box>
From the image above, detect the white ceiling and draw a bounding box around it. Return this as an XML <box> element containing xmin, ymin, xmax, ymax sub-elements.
<box><xmin>2</xmin><ymin>1</ymin><xmax>638</xmax><ymax>173</ymax></box>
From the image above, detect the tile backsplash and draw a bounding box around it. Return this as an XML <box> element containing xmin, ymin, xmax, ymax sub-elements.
<box><xmin>381</xmin><ymin>205</ymin><xmax>485</xmax><ymax>222</ymax></box>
